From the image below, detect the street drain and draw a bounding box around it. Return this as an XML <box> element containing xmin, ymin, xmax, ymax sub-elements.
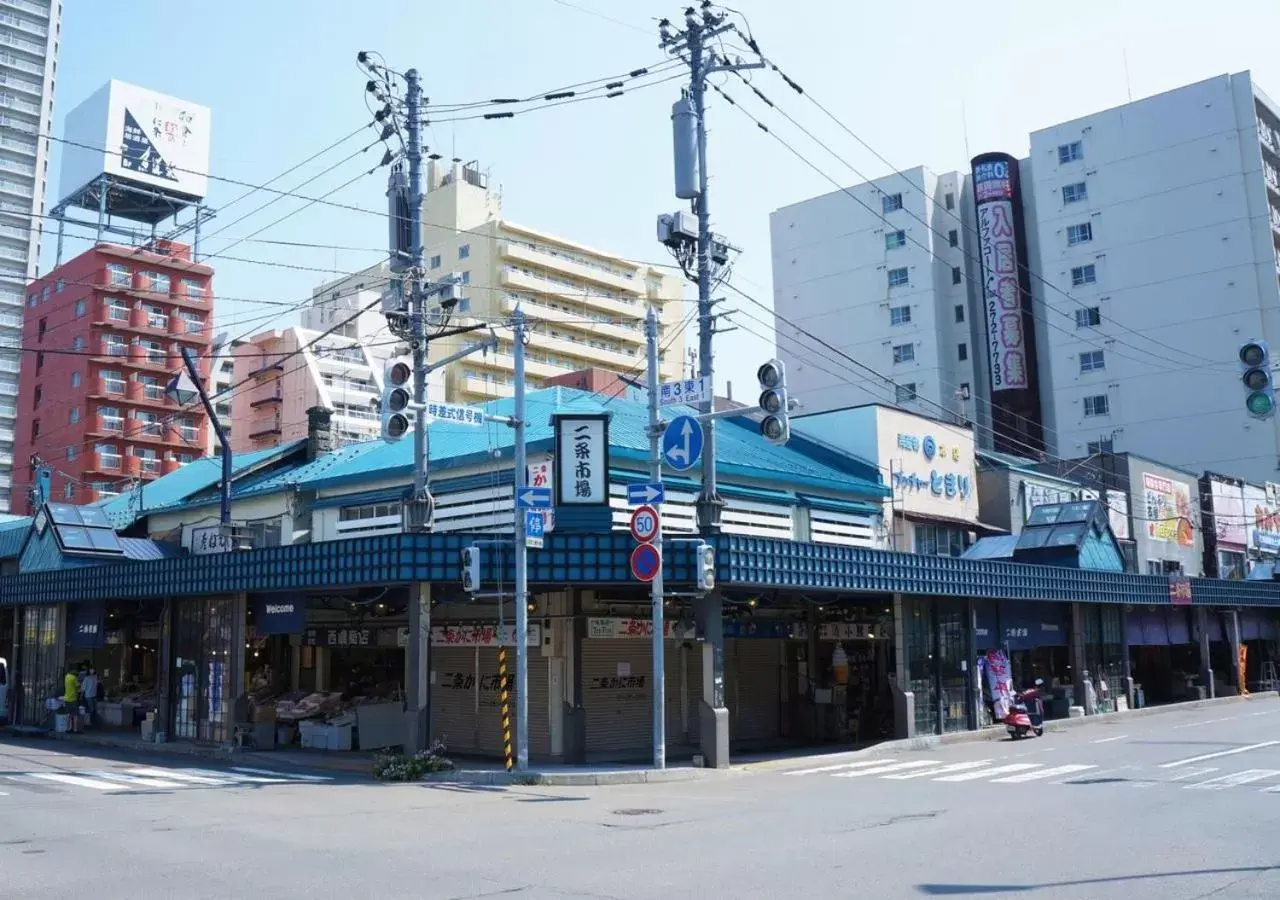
<box><xmin>612</xmin><ymin>808</ymin><xmax>663</xmax><ymax>816</ymax></box>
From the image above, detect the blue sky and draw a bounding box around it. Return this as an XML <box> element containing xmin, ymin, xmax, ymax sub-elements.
<box><xmin>48</xmin><ymin>0</ymin><xmax>1280</xmax><ymax>400</ymax></box>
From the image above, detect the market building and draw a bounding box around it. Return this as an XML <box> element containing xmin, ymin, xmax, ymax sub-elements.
<box><xmin>1</xmin><ymin>388</ymin><xmax>1279</xmax><ymax>765</ymax></box>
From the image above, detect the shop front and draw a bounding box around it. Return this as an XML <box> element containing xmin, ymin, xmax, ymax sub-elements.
<box><xmin>902</xmin><ymin>596</ymin><xmax>972</xmax><ymax>736</ymax></box>
<box><xmin>170</xmin><ymin>594</ymin><xmax>245</xmax><ymax>744</ymax></box>
<box><xmin>71</xmin><ymin>599</ymin><xmax>163</xmax><ymax>730</ymax></box>
<box><xmin>15</xmin><ymin>603</ymin><xmax>63</xmax><ymax>728</ymax></box>
<box><xmin>1126</xmin><ymin>606</ymin><xmax>1198</xmax><ymax>706</ymax></box>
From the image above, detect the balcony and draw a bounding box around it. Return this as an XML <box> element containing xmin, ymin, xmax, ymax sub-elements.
<box><xmin>0</xmin><ymin>48</ymin><xmax>45</xmax><ymax>77</ymax></box>
<box><xmin>250</xmin><ymin>385</ymin><xmax>282</xmax><ymax>408</ymax></box>
<box><xmin>86</xmin><ymin>452</ymin><xmax>122</xmax><ymax>475</ymax></box>
<box><xmin>0</xmin><ymin>28</ymin><xmax>45</xmax><ymax>56</ymax></box>
<box><xmin>460</xmin><ymin>376</ymin><xmax>515</xmax><ymax>399</ymax></box>
<box><xmin>500</xmin><ymin>294</ymin><xmax>642</xmax><ymax>346</ymax></box>
<box><xmin>0</xmin><ymin>92</ymin><xmax>39</xmax><ymax>116</ymax></box>
<box><xmin>499</xmin><ymin>240</ymin><xmax>642</xmax><ymax>296</ymax></box>
<box><xmin>469</xmin><ymin>349</ymin><xmax>563</xmax><ymax>380</ymax></box>
<box><xmin>524</xmin><ymin>327</ymin><xmax>639</xmax><ymax>371</ymax></box>
<box><xmin>0</xmin><ymin>9</ymin><xmax>47</xmax><ymax>38</ymax></box>
<box><xmin>499</xmin><ymin>267</ymin><xmax>645</xmax><ymax>321</ymax></box>
<box><xmin>248</xmin><ymin>418</ymin><xmax>282</xmax><ymax>440</ymax></box>
<box><xmin>0</xmin><ymin>71</ymin><xmax>42</xmax><ymax>101</ymax></box>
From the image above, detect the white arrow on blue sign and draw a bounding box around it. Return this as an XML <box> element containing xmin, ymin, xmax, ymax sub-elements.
<box><xmin>516</xmin><ymin>487</ymin><xmax>552</xmax><ymax>509</ymax></box>
<box><xmin>626</xmin><ymin>482</ymin><xmax>665</xmax><ymax>506</ymax></box>
<box><xmin>661</xmin><ymin>415</ymin><xmax>704</xmax><ymax>472</ymax></box>
<box><xmin>524</xmin><ymin>509</ymin><xmax>545</xmax><ymax>549</ymax></box>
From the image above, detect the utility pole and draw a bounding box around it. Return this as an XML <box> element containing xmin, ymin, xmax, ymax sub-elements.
<box><xmin>512</xmin><ymin>308</ymin><xmax>530</xmax><ymax>771</ymax></box>
<box><xmin>403</xmin><ymin>67</ymin><xmax>434</xmax><ymax>535</ymax></box>
<box><xmin>645</xmin><ymin>307</ymin><xmax>666</xmax><ymax>770</ymax></box>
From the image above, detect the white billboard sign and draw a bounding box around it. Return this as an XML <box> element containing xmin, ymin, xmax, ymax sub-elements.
<box><xmin>60</xmin><ymin>80</ymin><xmax>212</xmax><ymax>203</ymax></box>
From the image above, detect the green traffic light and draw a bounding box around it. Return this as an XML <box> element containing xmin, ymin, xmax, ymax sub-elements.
<box><xmin>1247</xmin><ymin>391</ymin><xmax>1275</xmax><ymax>416</ymax></box>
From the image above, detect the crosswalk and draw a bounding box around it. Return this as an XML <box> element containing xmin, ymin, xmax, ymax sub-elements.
<box><xmin>781</xmin><ymin>756</ymin><xmax>1280</xmax><ymax>794</ymax></box>
<box><xmin>4</xmin><ymin>765</ymin><xmax>333</xmax><ymax>796</ymax></box>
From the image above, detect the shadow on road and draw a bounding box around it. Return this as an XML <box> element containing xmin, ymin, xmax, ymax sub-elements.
<box><xmin>917</xmin><ymin>864</ymin><xmax>1279</xmax><ymax>895</ymax></box>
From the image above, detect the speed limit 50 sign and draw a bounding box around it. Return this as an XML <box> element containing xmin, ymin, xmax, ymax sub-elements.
<box><xmin>629</xmin><ymin>505</ymin><xmax>660</xmax><ymax>543</ymax></box>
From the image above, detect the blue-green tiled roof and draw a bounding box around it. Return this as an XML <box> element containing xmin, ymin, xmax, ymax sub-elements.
<box><xmin>0</xmin><ymin>517</ymin><xmax>31</xmax><ymax>560</ymax></box>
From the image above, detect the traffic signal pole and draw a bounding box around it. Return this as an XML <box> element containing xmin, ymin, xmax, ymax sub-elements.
<box><xmin>512</xmin><ymin>308</ymin><xmax>530</xmax><ymax>772</ymax></box>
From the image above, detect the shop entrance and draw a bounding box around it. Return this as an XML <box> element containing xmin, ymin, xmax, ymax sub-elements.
<box><xmin>17</xmin><ymin>604</ymin><xmax>62</xmax><ymax>727</ymax></box>
<box><xmin>171</xmin><ymin>596</ymin><xmax>239</xmax><ymax>743</ymax></box>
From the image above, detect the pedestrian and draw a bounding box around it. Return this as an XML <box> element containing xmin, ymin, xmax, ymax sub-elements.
<box><xmin>81</xmin><ymin>667</ymin><xmax>99</xmax><ymax>728</ymax></box>
<box><xmin>62</xmin><ymin>667</ymin><xmax>80</xmax><ymax>733</ymax></box>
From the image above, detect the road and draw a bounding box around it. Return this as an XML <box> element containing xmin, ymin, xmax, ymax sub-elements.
<box><xmin>2</xmin><ymin>697</ymin><xmax>1279</xmax><ymax>899</ymax></box>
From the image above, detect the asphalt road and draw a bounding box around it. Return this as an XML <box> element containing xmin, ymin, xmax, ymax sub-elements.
<box><xmin>2</xmin><ymin>697</ymin><xmax>1279</xmax><ymax>899</ymax></box>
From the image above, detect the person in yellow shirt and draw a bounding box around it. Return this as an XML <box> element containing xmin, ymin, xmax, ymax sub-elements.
<box><xmin>63</xmin><ymin>668</ymin><xmax>80</xmax><ymax>733</ymax></box>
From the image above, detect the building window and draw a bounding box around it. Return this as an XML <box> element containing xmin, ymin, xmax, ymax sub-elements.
<box><xmin>895</xmin><ymin>382</ymin><xmax>917</xmax><ymax>403</ymax></box>
<box><xmin>1062</xmin><ymin>181</ymin><xmax>1088</xmax><ymax>204</ymax></box>
<box><xmin>66</xmin><ymin>446</ymin><xmax>76</xmax><ymax>462</ymax></box>
<box><xmin>95</xmin><ymin>443</ymin><xmax>121</xmax><ymax>470</ymax></box>
<box><xmin>1075</xmin><ymin>306</ymin><xmax>1101</xmax><ymax>328</ymax></box>
<box><xmin>958</xmin><ymin>342</ymin><xmax>968</xmax><ymax>361</ymax></box>
<box><xmin>63</xmin><ymin>483</ymin><xmax>74</xmax><ymax>500</ymax></box>
<box><xmin>30</xmin><ymin>420</ymin><xmax>38</xmax><ymax>440</ymax></box>
<box><xmin>944</xmin><ymin>192</ymin><xmax>955</xmax><ymax>211</ymax></box>
<box><xmin>99</xmin><ymin>407</ymin><xmax>123</xmax><ymax>433</ymax></box>
<box><xmin>37</xmin><ymin>318</ymin><xmax>45</xmax><ymax>341</ymax></box>
<box><xmin>914</xmin><ymin>523</ymin><xmax>969</xmax><ymax>558</ymax></box>
<box><xmin>139</xmin><ymin>375</ymin><xmax>163</xmax><ymax>402</ymax></box>
<box><xmin>887</xmin><ymin>267</ymin><xmax>909</xmax><ymax>288</ymax></box>
<box><xmin>460</xmin><ymin>271</ymin><xmax>471</xmax><ymax>284</ymax></box>
<box><xmin>457</xmin><ymin>297</ymin><xmax>471</xmax><ymax>312</ymax></box>
<box><xmin>1071</xmin><ymin>264</ymin><xmax>1097</xmax><ymax>287</ymax></box>
<box><xmin>146</xmin><ymin>305</ymin><xmax>168</xmax><ymax>329</ymax></box>
<box><xmin>1067</xmin><ymin>222</ymin><xmax>1093</xmax><ymax>246</ymax></box>
<box><xmin>106</xmin><ymin>298</ymin><xmax>129</xmax><ymax>321</ymax></box>
<box><xmin>180</xmin><ymin>278</ymin><xmax>205</xmax><ymax>299</ymax></box>
<box><xmin>1083</xmin><ymin>394</ymin><xmax>1110</xmax><ymax>417</ymax></box>
<box><xmin>141</xmin><ymin>339</ymin><xmax>164</xmax><ymax>363</ymax></box>
<box><xmin>100</xmin><ymin>370</ymin><xmax>126</xmax><ymax>394</ymax></box>
<box><xmin>75</xmin><ymin>298</ymin><xmax>86</xmax><ymax>317</ymax></box>
<box><xmin>430</xmin><ymin>255</ymin><xmax>441</xmax><ymax>269</ymax></box>
<box><xmin>104</xmin><ymin>334</ymin><xmax>127</xmax><ymax>356</ymax></box>
<box><xmin>35</xmin><ymin>351</ymin><xmax>44</xmax><ymax>372</ymax></box>
<box><xmin>885</xmin><ymin>230</ymin><xmax>906</xmax><ymax>250</ymax></box>
<box><xmin>106</xmin><ymin>263</ymin><xmax>130</xmax><ymax>287</ymax></box>
<box><xmin>1086</xmin><ymin>438</ymin><xmax>1114</xmax><ymax>454</ymax></box>
<box><xmin>72</xmin><ymin>336</ymin><xmax>84</xmax><ymax>351</ymax></box>
<box><xmin>890</xmin><ymin>305</ymin><xmax>911</xmax><ymax>326</ymax></box>
<box><xmin>882</xmin><ymin>193</ymin><xmax>903</xmax><ymax>213</ymax></box>
<box><xmin>1058</xmin><ymin>141</ymin><xmax>1084</xmax><ymax>164</ymax></box>
<box><xmin>177</xmin><ymin>416</ymin><xmax>198</xmax><ymax>442</ymax></box>
<box><xmin>40</xmin><ymin>286</ymin><xmax>50</xmax><ymax>303</ymax></box>
<box><xmin>70</xmin><ymin>371</ymin><xmax>81</xmax><ymax>388</ymax></box>
<box><xmin>1079</xmin><ymin>350</ymin><xmax>1105</xmax><ymax>372</ymax></box>
<box><xmin>951</xmin><ymin>266</ymin><xmax>962</xmax><ymax>285</ymax></box>
<box><xmin>135</xmin><ymin>410</ymin><xmax>162</xmax><ymax>437</ymax></box>
<box><xmin>27</xmin><ymin>293</ymin><xmax>37</xmax><ymax>308</ymax></box>
<box><xmin>55</xmin><ymin>279</ymin><xmax>64</xmax><ymax>293</ymax></box>
<box><xmin>948</xmin><ymin>229</ymin><xmax>958</xmax><ymax>247</ymax></box>
<box><xmin>954</xmin><ymin>304</ymin><xmax>965</xmax><ymax>323</ymax></box>
<box><xmin>144</xmin><ymin>271</ymin><xmax>170</xmax><ymax>295</ymax></box>
<box><xmin>458</xmin><ymin>244</ymin><xmax>470</xmax><ymax>259</ymax></box>
<box><xmin>892</xmin><ymin>343</ymin><xmax>915</xmax><ymax>364</ymax></box>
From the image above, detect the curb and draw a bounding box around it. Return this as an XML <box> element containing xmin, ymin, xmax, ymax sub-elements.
<box><xmin>737</xmin><ymin>691</ymin><xmax>1276</xmax><ymax>772</ymax></box>
<box><xmin>419</xmin><ymin>767</ymin><xmax>711</xmax><ymax>787</ymax></box>
<box><xmin>4</xmin><ymin>728</ymin><xmax>237</xmax><ymax>761</ymax></box>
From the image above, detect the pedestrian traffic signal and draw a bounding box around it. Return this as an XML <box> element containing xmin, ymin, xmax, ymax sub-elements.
<box><xmin>695</xmin><ymin>540</ymin><xmax>715</xmax><ymax>592</ymax></box>
<box><xmin>460</xmin><ymin>546</ymin><xmax>481</xmax><ymax>593</ymax></box>
<box><xmin>381</xmin><ymin>359</ymin><xmax>413</xmax><ymax>441</ymax></box>
<box><xmin>757</xmin><ymin>359</ymin><xmax>791</xmax><ymax>446</ymax></box>
<box><xmin>1240</xmin><ymin>341</ymin><xmax>1275</xmax><ymax>419</ymax></box>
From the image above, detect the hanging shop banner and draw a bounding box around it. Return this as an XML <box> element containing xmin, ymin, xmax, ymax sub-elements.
<box><xmin>1141</xmin><ymin>609</ymin><xmax>1171</xmax><ymax>646</ymax></box>
<box><xmin>972</xmin><ymin>155</ymin><xmax>1029</xmax><ymax>391</ymax></box>
<box><xmin>1167</xmin><ymin>608</ymin><xmax>1192</xmax><ymax>644</ymax></box>
<box><xmin>1209</xmin><ymin>478</ymin><xmax>1246</xmax><ymax>548</ymax></box>
<box><xmin>1143</xmin><ymin>473</ymin><xmax>1195</xmax><ymax>547</ymax></box>
<box><xmin>68</xmin><ymin>601</ymin><xmax>105</xmax><ymax>649</ymax></box>
<box><xmin>553</xmin><ymin>414</ymin><xmax>609</xmax><ymax>505</ymax></box>
<box><xmin>430</xmin><ymin>623</ymin><xmax>542</xmax><ymax>647</ymax></box>
<box><xmin>586</xmin><ymin>617</ymin><xmax>694</xmax><ymax>640</ymax></box>
<box><xmin>1168</xmin><ymin>576</ymin><xmax>1192</xmax><ymax>607</ymax></box>
<box><xmin>1244</xmin><ymin>483</ymin><xmax>1280</xmax><ymax>554</ymax></box>
<box><xmin>997</xmin><ymin>601</ymin><xmax>1069</xmax><ymax>651</ymax></box>
<box><xmin>252</xmin><ymin>594</ymin><xmax>307</xmax><ymax>635</ymax></box>
<box><xmin>974</xmin><ymin>601</ymin><xmax>1000</xmax><ymax>650</ymax></box>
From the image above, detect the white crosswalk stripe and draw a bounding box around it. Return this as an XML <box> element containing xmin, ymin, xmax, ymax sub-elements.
<box><xmin>783</xmin><ymin>759</ymin><xmax>895</xmax><ymax>776</ymax></box>
<box><xmin>29</xmin><ymin>772</ymin><xmax>128</xmax><ymax>791</ymax></box>
<box><xmin>833</xmin><ymin>760</ymin><xmax>940</xmax><ymax>778</ymax></box>
<box><xmin>882</xmin><ymin>760</ymin><xmax>995</xmax><ymax>780</ymax></box>
<box><xmin>990</xmin><ymin>764</ymin><xmax>1096</xmax><ymax>784</ymax></box>
<box><xmin>1184</xmin><ymin>769</ymin><xmax>1280</xmax><ymax>791</ymax></box>
<box><xmin>14</xmin><ymin>766</ymin><xmax>332</xmax><ymax>796</ymax></box>
<box><xmin>933</xmin><ymin>763</ymin><xmax>1042</xmax><ymax>782</ymax></box>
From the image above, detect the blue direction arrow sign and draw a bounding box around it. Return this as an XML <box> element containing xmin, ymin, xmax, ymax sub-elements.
<box><xmin>630</xmin><ymin>543</ymin><xmax>662</xmax><ymax>583</ymax></box>
<box><xmin>626</xmin><ymin>482</ymin><xmax>666</xmax><ymax>506</ymax></box>
<box><xmin>516</xmin><ymin>487</ymin><xmax>552</xmax><ymax>509</ymax></box>
<box><xmin>661</xmin><ymin>415</ymin><xmax>704</xmax><ymax>472</ymax></box>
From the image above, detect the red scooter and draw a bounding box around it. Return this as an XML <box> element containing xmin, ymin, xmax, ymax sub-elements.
<box><xmin>1004</xmin><ymin>679</ymin><xmax>1046</xmax><ymax>740</ymax></box>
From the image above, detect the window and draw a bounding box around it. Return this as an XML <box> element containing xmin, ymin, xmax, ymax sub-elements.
<box><xmin>892</xmin><ymin>343</ymin><xmax>915</xmax><ymax>364</ymax></box>
<box><xmin>460</xmin><ymin>271</ymin><xmax>471</xmax><ymax>284</ymax></box>
<box><xmin>180</xmin><ymin>278</ymin><xmax>205</xmax><ymax>299</ymax></box>
<box><xmin>95</xmin><ymin>443</ymin><xmax>121</xmax><ymax>470</ymax></box>
<box><xmin>948</xmin><ymin>229</ymin><xmax>958</xmax><ymax>247</ymax></box>
<box><xmin>958</xmin><ymin>342</ymin><xmax>968</xmax><ymax>361</ymax></box>
<box><xmin>1079</xmin><ymin>350</ymin><xmax>1105</xmax><ymax>372</ymax></box>
<box><xmin>31</xmin><ymin>386</ymin><xmax>41</xmax><ymax>409</ymax></box>
<box><xmin>914</xmin><ymin>523</ymin><xmax>969</xmax><ymax>558</ymax></box>
<box><xmin>139</xmin><ymin>375</ymin><xmax>163</xmax><ymax>401</ymax></box>
<box><xmin>55</xmin><ymin>279</ymin><xmax>64</xmax><ymax>293</ymax></box>
<box><xmin>954</xmin><ymin>304</ymin><xmax>965</xmax><ymax>323</ymax></box>
<box><xmin>1067</xmin><ymin>222</ymin><xmax>1093</xmax><ymax>246</ymax></box>
<box><xmin>895</xmin><ymin>382</ymin><xmax>917</xmax><ymax>403</ymax></box>
<box><xmin>1062</xmin><ymin>181</ymin><xmax>1088</xmax><ymax>204</ymax></box>
<box><xmin>457</xmin><ymin>297</ymin><xmax>471</xmax><ymax>312</ymax></box>
<box><xmin>146</xmin><ymin>305</ymin><xmax>167</xmax><ymax>329</ymax></box>
<box><xmin>944</xmin><ymin>192</ymin><xmax>955</xmax><ymax>211</ymax></box>
<box><xmin>951</xmin><ymin>266</ymin><xmax>962</xmax><ymax>285</ymax></box>
<box><xmin>75</xmin><ymin>298</ymin><xmax>86</xmax><ymax>317</ymax></box>
<box><xmin>144</xmin><ymin>271</ymin><xmax>170</xmax><ymax>295</ymax></box>
<box><xmin>458</xmin><ymin>244</ymin><xmax>470</xmax><ymax>260</ymax></box>
<box><xmin>429</xmin><ymin>255</ymin><xmax>441</xmax><ymax>269</ymax></box>
<box><xmin>40</xmin><ymin>286</ymin><xmax>50</xmax><ymax>303</ymax></box>
<box><xmin>106</xmin><ymin>263</ymin><xmax>130</xmax><ymax>287</ymax></box>
<box><xmin>890</xmin><ymin>305</ymin><xmax>911</xmax><ymax>326</ymax></box>
<box><xmin>99</xmin><ymin>407</ymin><xmax>123</xmax><ymax>433</ymax></box>
<box><xmin>1075</xmin><ymin>306</ymin><xmax>1101</xmax><ymax>328</ymax></box>
<box><xmin>104</xmin><ymin>334</ymin><xmax>127</xmax><ymax>356</ymax></box>
<box><xmin>71</xmin><ymin>335</ymin><xmax>84</xmax><ymax>352</ymax></box>
<box><xmin>882</xmin><ymin>193</ymin><xmax>903</xmax><ymax>213</ymax></box>
<box><xmin>30</xmin><ymin>420</ymin><xmax>38</xmax><ymax>440</ymax></box>
<box><xmin>1071</xmin><ymin>264</ymin><xmax>1096</xmax><ymax>287</ymax></box>
<box><xmin>1058</xmin><ymin>140</ymin><xmax>1084</xmax><ymax>163</ymax></box>
<box><xmin>35</xmin><ymin>351</ymin><xmax>43</xmax><ymax>372</ymax></box>
<box><xmin>37</xmin><ymin>317</ymin><xmax>45</xmax><ymax>341</ymax></box>
<box><xmin>27</xmin><ymin>293</ymin><xmax>36</xmax><ymax>308</ymax></box>
<box><xmin>885</xmin><ymin>230</ymin><xmax>906</xmax><ymax>250</ymax></box>
<box><xmin>177</xmin><ymin>416</ymin><xmax>198</xmax><ymax>442</ymax></box>
<box><xmin>1083</xmin><ymin>394</ymin><xmax>1110</xmax><ymax>417</ymax></box>
<box><xmin>887</xmin><ymin>267</ymin><xmax>909</xmax><ymax>288</ymax></box>
<box><xmin>62</xmin><ymin>483</ymin><xmax>74</xmax><ymax>500</ymax></box>
<box><xmin>70</xmin><ymin>371</ymin><xmax>81</xmax><ymax>388</ymax></box>
<box><xmin>1086</xmin><ymin>438</ymin><xmax>1114</xmax><ymax>454</ymax></box>
<box><xmin>134</xmin><ymin>410</ymin><xmax>162</xmax><ymax>437</ymax></box>
<box><xmin>140</xmin><ymin>339</ymin><xmax>164</xmax><ymax>363</ymax></box>
<box><xmin>100</xmin><ymin>370</ymin><xmax>125</xmax><ymax>394</ymax></box>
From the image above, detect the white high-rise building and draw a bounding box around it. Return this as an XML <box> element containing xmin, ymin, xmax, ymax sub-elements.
<box><xmin>1026</xmin><ymin>72</ymin><xmax>1280</xmax><ymax>482</ymax></box>
<box><xmin>770</xmin><ymin>166</ymin><xmax>979</xmax><ymax>424</ymax></box>
<box><xmin>0</xmin><ymin>0</ymin><xmax>60</xmax><ymax>510</ymax></box>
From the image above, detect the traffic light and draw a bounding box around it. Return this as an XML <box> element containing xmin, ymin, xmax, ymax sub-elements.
<box><xmin>1240</xmin><ymin>341</ymin><xmax>1276</xmax><ymax>419</ymax></box>
<box><xmin>757</xmin><ymin>359</ymin><xmax>791</xmax><ymax>445</ymax></box>
<box><xmin>695</xmin><ymin>540</ymin><xmax>715</xmax><ymax>592</ymax></box>
<box><xmin>460</xmin><ymin>546</ymin><xmax>481</xmax><ymax>593</ymax></box>
<box><xmin>380</xmin><ymin>359</ymin><xmax>413</xmax><ymax>441</ymax></box>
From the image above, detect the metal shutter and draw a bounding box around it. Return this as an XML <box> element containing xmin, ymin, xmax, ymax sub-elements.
<box><xmin>582</xmin><ymin>639</ymin><xmax>652</xmax><ymax>757</ymax></box>
<box><xmin>431</xmin><ymin>646</ymin><xmax>478</xmax><ymax>753</ymax></box>
<box><xmin>475</xmin><ymin>648</ymin><xmax>550</xmax><ymax>758</ymax></box>
<box><xmin>728</xmin><ymin>639</ymin><xmax>782</xmax><ymax>744</ymax></box>
<box><xmin>665</xmin><ymin>639</ymin><xmax>701</xmax><ymax>749</ymax></box>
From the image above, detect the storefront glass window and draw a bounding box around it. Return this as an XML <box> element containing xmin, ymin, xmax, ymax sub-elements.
<box><xmin>937</xmin><ymin>600</ymin><xmax>969</xmax><ymax>733</ymax></box>
<box><xmin>913</xmin><ymin>524</ymin><xmax>970</xmax><ymax>558</ymax></box>
<box><xmin>19</xmin><ymin>605</ymin><xmax>61</xmax><ymax>726</ymax></box>
<box><xmin>903</xmin><ymin>596</ymin><xmax>937</xmax><ymax>736</ymax></box>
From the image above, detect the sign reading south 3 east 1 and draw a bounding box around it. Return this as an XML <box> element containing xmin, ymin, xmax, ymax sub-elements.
<box><xmin>661</xmin><ymin>415</ymin><xmax>703</xmax><ymax>472</ymax></box>
<box><xmin>626</xmin><ymin>482</ymin><xmax>665</xmax><ymax>506</ymax></box>
<box><xmin>660</xmin><ymin>376</ymin><xmax>712</xmax><ymax>407</ymax></box>
<box><xmin>516</xmin><ymin>487</ymin><xmax>552</xmax><ymax>509</ymax></box>
<box><xmin>524</xmin><ymin>509</ymin><xmax>545</xmax><ymax>550</ymax></box>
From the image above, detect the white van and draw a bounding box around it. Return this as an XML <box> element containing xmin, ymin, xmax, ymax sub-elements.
<box><xmin>0</xmin><ymin>656</ymin><xmax>8</xmax><ymax>722</ymax></box>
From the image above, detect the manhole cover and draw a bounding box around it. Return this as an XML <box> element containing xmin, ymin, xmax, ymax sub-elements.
<box><xmin>612</xmin><ymin>808</ymin><xmax>663</xmax><ymax>816</ymax></box>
